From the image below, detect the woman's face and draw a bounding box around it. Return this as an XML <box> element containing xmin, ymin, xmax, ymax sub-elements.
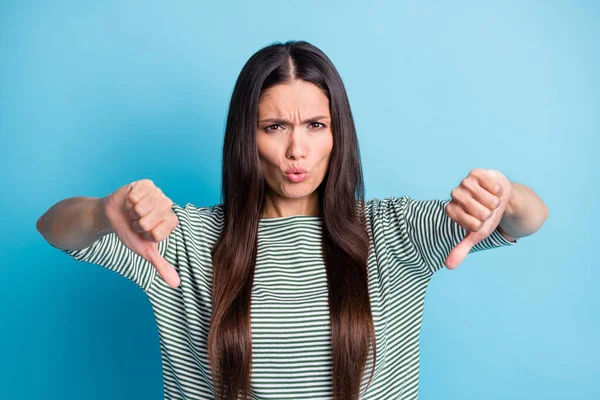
<box><xmin>257</xmin><ymin>79</ymin><xmax>334</xmax><ymax>209</ymax></box>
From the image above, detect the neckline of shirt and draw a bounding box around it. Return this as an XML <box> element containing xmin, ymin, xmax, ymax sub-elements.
<box><xmin>258</xmin><ymin>214</ymin><xmax>324</xmax><ymax>225</ymax></box>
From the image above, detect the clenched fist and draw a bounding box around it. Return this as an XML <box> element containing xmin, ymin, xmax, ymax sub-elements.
<box><xmin>103</xmin><ymin>179</ymin><xmax>181</xmax><ymax>288</ymax></box>
<box><xmin>444</xmin><ymin>168</ymin><xmax>512</xmax><ymax>270</ymax></box>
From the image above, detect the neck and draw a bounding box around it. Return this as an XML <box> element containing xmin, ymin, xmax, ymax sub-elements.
<box><xmin>260</xmin><ymin>190</ymin><xmax>321</xmax><ymax>219</ymax></box>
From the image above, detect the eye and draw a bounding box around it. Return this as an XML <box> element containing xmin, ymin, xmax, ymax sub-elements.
<box><xmin>309</xmin><ymin>122</ymin><xmax>326</xmax><ymax>129</ymax></box>
<box><xmin>264</xmin><ymin>124</ymin><xmax>282</xmax><ymax>132</ymax></box>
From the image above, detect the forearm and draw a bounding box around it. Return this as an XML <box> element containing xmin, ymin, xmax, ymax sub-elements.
<box><xmin>36</xmin><ymin>196</ymin><xmax>113</xmax><ymax>251</ymax></box>
<box><xmin>498</xmin><ymin>182</ymin><xmax>548</xmax><ymax>240</ymax></box>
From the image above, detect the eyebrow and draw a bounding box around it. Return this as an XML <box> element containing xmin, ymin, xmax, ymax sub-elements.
<box><xmin>258</xmin><ymin>115</ymin><xmax>330</xmax><ymax>124</ymax></box>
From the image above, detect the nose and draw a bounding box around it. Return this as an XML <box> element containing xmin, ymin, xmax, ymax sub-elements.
<box><xmin>285</xmin><ymin>129</ymin><xmax>306</xmax><ymax>160</ymax></box>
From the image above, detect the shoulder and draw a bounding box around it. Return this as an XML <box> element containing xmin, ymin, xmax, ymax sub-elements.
<box><xmin>363</xmin><ymin>195</ymin><xmax>412</xmax><ymax>220</ymax></box>
<box><xmin>172</xmin><ymin>202</ymin><xmax>225</xmax><ymax>231</ymax></box>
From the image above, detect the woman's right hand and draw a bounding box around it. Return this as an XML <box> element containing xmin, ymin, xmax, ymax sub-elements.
<box><xmin>103</xmin><ymin>179</ymin><xmax>181</xmax><ymax>288</ymax></box>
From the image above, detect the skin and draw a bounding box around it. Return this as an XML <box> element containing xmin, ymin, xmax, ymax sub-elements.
<box><xmin>256</xmin><ymin>79</ymin><xmax>334</xmax><ymax>219</ymax></box>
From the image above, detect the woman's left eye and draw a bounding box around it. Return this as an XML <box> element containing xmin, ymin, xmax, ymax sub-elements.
<box><xmin>310</xmin><ymin>122</ymin><xmax>325</xmax><ymax>129</ymax></box>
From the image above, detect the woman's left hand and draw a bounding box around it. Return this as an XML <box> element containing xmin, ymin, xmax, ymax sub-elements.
<box><xmin>444</xmin><ymin>168</ymin><xmax>512</xmax><ymax>270</ymax></box>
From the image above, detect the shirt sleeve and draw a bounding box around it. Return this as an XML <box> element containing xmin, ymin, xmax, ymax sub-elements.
<box><xmin>53</xmin><ymin>203</ymin><xmax>183</xmax><ymax>293</ymax></box>
<box><xmin>376</xmin><ymin>196</ymin><xmax>517</xmax><ymax>277</ymax></box>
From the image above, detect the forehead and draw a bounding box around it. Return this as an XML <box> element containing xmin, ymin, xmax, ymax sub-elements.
<box><xmin>258</xmin><ymin>80</ymin><xmax>330</xmax><ymax>117</ymax></box>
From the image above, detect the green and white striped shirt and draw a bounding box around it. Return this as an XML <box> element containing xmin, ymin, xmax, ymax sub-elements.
<box><xmin>59</xmin><ymin>195</ymin><xmax>517</xmax><ymax>399</ymax></box>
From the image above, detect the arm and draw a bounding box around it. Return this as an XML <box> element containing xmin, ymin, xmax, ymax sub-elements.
<box><xmin>497</xmin><ymin>182</ymin><xmax>549</xmax><ymax>242</ymax></box>
<box><xmin>37</xmin><ymin>181</ymin><xmax>183</xmax><ymax>291</ymax></box>
<box><xmin>36</xmin><ymin>196</ymin><xmax>113</xmax><ymax>251</ymax></box>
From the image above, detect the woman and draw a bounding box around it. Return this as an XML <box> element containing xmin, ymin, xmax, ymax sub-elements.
<box><xmin>37</xmin><ymin>40</ymin><xmax>548</xmax><ymax>400</ymax></box>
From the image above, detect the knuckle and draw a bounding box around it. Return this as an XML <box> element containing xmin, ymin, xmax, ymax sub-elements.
<box><xmin>152</xmin><ymin>225</ymin><xmax>166</xmax><ymax>242</ymax></box>
<box><xmin>132</xmin><ymin>203</ymin><xmax>143</xmax><ymax>216</ymax></box>
<box><xmin>485</xmin><ymin>169</ymin><xmax>496</xmax><ymax>178</ymax></box>
<box><xmin>138</xmin><ymin>218</ymin><xmax>151</xmax><ymax>232</ymax></box>
<box><xmin>133</xmin><ymin>180</ymin><xmax>145</xmax><ymax>190</ymax></box>
<box><xmin>465</xmin><ymin>197</ymin><xmax>476</xmax><ymax>210</ymax></box>
<box><xmin>134</xmin><ymin>179</ymin><xmax>153</xmax><ymax>194</ymax></box>
<box><xmin>160</xmin><ymin>194</ymin><xmax>170</xmax><ymax>208</ymax></box>
<box><xmin>127</xmin><ymin>192</ymin><xmax>138</xmax><ymax>204</ymax></box>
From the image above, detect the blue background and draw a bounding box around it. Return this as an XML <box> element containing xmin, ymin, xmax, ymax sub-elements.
<box><xmin>2</xmin><ymin>0</ymin><xmax>598</xmax><ymax>399</ymax></box>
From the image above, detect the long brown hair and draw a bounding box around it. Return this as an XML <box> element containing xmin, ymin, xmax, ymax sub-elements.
<box><xmin>208</xmin><ymin>40</ymin><xmax>376</xmax><ymax>400</ymax></box>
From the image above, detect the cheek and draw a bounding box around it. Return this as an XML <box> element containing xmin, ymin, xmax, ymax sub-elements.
<box><xmin>258</xmin><ymin>156</ymin><xmax>273</xmax><ymax>180</ymax></box>
<box><xmin>258</xmin><ymin>150</ymin><xmax>278</xmax><ymax>169</ymax></box>
<box><xmin>257</xmin><ymin>150</ymin><xmax>280</xmax><ymax>180</ymax></box>
<box><xmin>257</xmin><ymin>139</ymin><xmax>273</xmax><ymax>165</ymax></box>
<box><xmin>320</xmin><ymin>134</ymin><xmax>334</xmax><ymax>161</ymax></box>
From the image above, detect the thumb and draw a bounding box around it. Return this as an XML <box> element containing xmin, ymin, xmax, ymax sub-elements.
<box><xmin>445</xmin><ymin>232</ymin><xmax>480</xmax><ymax>270</ymax></box>
<box><xmin>146</xmin><ymin>245</ymin><xmax>181</xmax><ymax>288</ymax></box>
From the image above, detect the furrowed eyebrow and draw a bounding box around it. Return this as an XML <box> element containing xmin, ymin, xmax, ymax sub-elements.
<box><xmin>258</xmin><ymin>115</ymin><xmax>330</xmax><ymax>124</ymax></box>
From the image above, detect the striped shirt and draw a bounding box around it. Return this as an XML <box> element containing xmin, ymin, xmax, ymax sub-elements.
<box><xmin>58</xmin><ymin>195</ymin><xmax>517</xmax><ymax>399</ymax></box>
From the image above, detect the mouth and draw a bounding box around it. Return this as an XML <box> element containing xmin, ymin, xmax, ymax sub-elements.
<box><xmin>285</xmin><ymin>167</ymin><xmax>307</xmax><ymax>174</ymax></box>
<box><xmin>285</xmin><ymin>171</ymin><xmax>308</xmax><ymax>183</ymax></box>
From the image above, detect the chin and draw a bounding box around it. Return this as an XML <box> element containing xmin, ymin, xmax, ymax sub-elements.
<box><xmin>281</xmin><ymin>186</ymin><xmax>314</xmax><ymax>199</ymax></box>
<box><xmin>282</xmin><ymin>191</ymin><xmax>312</xmax><ymax>199</ymax></box>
